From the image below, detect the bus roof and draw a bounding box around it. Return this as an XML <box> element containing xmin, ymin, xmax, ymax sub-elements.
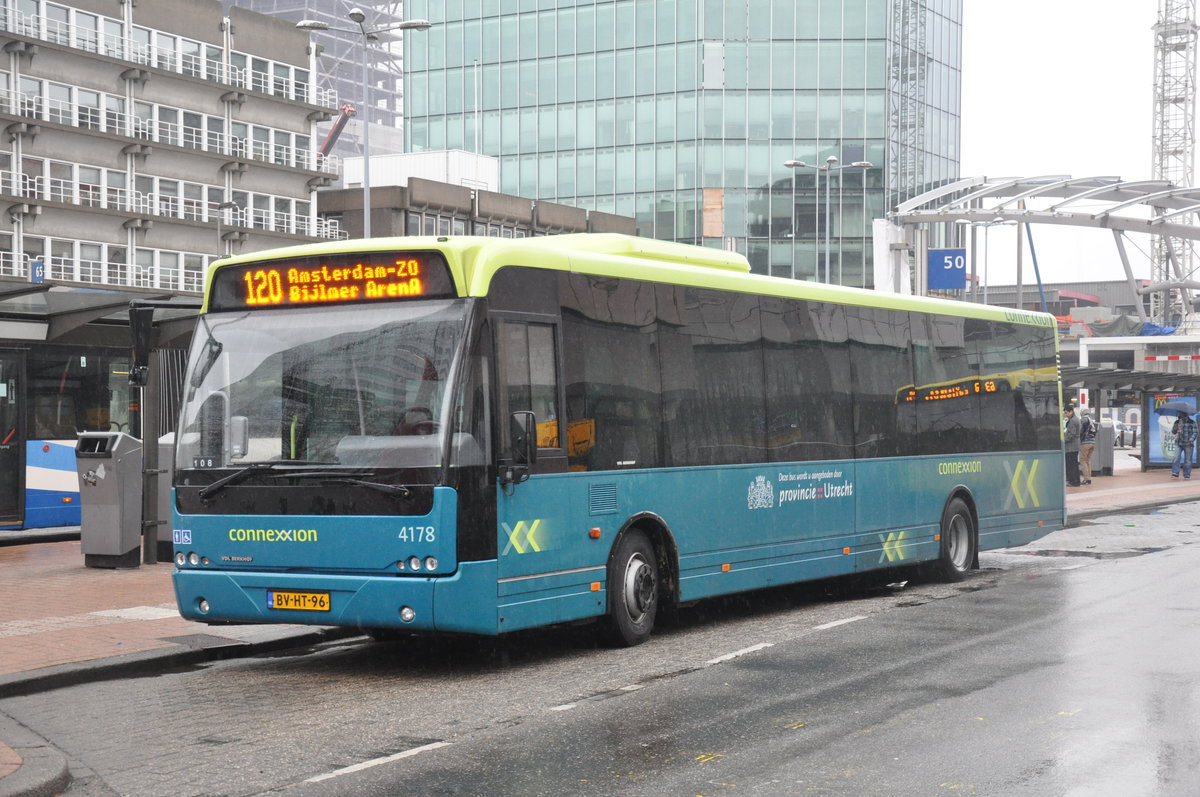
<box><xmin>204</xmin><ymin>234</ymin><xmax>1055</xmax><ymax>328</ymax></box>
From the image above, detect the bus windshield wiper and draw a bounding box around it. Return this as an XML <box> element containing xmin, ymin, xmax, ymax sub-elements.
<box><xmin>197</xmin><ymin>461</ymin><xmax>331</xmax><ymax>500</ymax></box>
<box><xmin>269</xmin><ymin>471</ymin><xmax>414</xmax><ymax>497</ymax></box>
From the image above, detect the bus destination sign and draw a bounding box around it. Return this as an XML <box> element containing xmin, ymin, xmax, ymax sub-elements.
<box><xmin>209</xmin><ymin>251</ymin><xmax>455</xmax><ymax>311</ymax></box>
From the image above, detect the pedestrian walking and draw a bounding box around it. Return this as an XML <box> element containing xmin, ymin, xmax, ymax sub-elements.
<box><xmin>1078</xmin><ymin>408</ymin><xmax>1096</xmax><ymax>485</ymax></box>
<box><xmin>1063</xmin><ymin>405</ymin><xmax>1081</xmax><ymax>487</ymax></box>
<box><xmin>1170</xmin><ymin>410</ymin><xmax>1197</xmax><ymax>480</ymax></box>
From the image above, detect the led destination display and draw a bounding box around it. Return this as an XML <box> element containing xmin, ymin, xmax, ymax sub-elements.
<box><xmin>899</xmin><ymin>377</ymin><xmax>1008</xmax><ymax>404</ymax></box>
<box><xmin>208</xmin><ymin>251</ymin><xmax>455</xmax><ymax>311</ymax></box>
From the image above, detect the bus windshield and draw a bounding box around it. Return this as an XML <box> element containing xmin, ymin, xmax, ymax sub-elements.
<box><xmin>175</xmin><ymin>299</ymin><xmax>471</xmax><ymax>475</ymax></box>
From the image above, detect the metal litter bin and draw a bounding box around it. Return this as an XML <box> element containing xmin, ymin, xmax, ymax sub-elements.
<box><xmin>1095</xmin><ymin>418</ymin><xmax>1115</xmax><ymax>477</ymax></box>
<box><xmin>76</xmin><ymin>431</ymin><xmax>142</xmax><ymax>568</ymax></box>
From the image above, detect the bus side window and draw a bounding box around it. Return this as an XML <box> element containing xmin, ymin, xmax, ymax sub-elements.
<box><xmin>498</xmin><ymin>320</ymin><xmax>561</xmax><ymax>453</ymax></box>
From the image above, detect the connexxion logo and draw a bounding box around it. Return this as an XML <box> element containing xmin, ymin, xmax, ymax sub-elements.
<box><xmin>228</xmin><ymin>528</ymin><xmax>319</xmax><ymax>542</ymax></box>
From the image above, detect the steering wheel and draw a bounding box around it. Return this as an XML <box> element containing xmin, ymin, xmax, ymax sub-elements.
<box><xmin>396</xmin><ymin>406</ymin><xmax>438</xmax><ymax>436</ymax></box>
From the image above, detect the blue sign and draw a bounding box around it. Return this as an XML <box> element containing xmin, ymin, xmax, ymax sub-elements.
<box><xmin>927</xmin><ymin>248</ymin><xmax>967</xmax><ymax>291</ymax></box>
<box><xmin>30</xmin><ymin>257</ymin><xmax>44</xmax><ymax>284</ymax></box>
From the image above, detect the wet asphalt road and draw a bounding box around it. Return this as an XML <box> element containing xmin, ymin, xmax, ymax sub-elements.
<box><xmin>5</xmin><ymin>503</ymin><xmax>1198</xmax><ymax>796</ymax></box>
<box><xmin>278</xmin><ymin>533</ymin><xmax>1200</xmax><ymax>796</ymax></box>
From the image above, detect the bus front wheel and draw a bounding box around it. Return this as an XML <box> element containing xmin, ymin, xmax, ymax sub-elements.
<box><xmin>602</xmin><ymin>531</ymin><xmax>658</xmax><ymax>647</ymax></box>
<box><xmin>931</xmin><ymin>497</ymin><xmax>976</xmax><ymax>582</ymax></box>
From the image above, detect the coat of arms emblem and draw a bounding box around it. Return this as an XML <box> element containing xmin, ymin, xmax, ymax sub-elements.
<box><xmin>747</xmin><ymin>475</ymin><xmax>774</xmax><ymax>510</ymax></box>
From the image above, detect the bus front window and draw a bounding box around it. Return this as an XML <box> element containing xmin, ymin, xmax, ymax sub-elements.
<box><xmin>176</xmin><ymin>300</ymin><xmax>471</xmax><ymax>474</ymax></box>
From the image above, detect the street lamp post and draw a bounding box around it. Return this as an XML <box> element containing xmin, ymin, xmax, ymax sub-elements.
<box><xmin>783</xmin><ymin>157</ymin><xmax>872</xmax><ymax>283</ymax></box>
<box><xmin>297</xmin><ymin>9</ymin><xmax>432</xmax><ymax>239</ymax></box>
<box><xmin>954</xmin><ymin>217</ymin><xmax>1016</xmax><ymax>304</ymax></box>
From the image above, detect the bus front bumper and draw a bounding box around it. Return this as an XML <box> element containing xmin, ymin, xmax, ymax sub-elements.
<box><xmin>172</xmin><ymin>560</ymin><xmax>499</xmax><ymax>635</ymax></box>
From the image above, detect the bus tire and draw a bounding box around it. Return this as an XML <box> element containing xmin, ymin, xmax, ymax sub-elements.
<box><xmin>932</xmin><ymin>497</ymin><xmax>976</xmax><ymax>582</ymax></box>
<box><xmin>602</xmin><ymin>530</ymin><xmax>658</xmax><ymax>647</ymax></box>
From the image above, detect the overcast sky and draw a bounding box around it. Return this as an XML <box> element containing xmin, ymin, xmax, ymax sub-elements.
<box><xmin>959</xmin><ymin>1</ymin><xmax>1158</xmax><ymax>286</ymax></box>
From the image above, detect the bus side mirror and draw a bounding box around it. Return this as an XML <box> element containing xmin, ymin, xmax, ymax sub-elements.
<box><xmin>504</xmin><ymin>411</ymin><xmax>537</xmax><ymax>485</ymax></box>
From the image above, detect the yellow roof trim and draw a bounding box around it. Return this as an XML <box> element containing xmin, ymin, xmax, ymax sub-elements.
<box><xmin>201</xmin><ymin>234</ymin><xmax>1056</xmax><ymax>328</ymax></box>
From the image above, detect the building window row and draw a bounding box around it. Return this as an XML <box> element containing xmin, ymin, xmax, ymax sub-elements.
<box><xmin>410</xmin><ymin>40</ymin><xmax>889</xmax><ymax>108</ymax></box>
<box><xmin>403</xmin><ymin>210</ymin><xmax>530</xmax><ymax>239</ymax></box>
<box><xmin>0</xmin><ymin>232</ymin><xmax>212</xmax><ymax>293</ymax></box>
<box><xmin>6</xmin><ymin>0</ymin><xmax>336</xmax><ymax>108</ymax></box>
<box><xmin>404</xmin><ymin>0</ymin><xmax>890</xmax><ymax>67</ymax></box>
<box><xmin>411</xmin><ymin>91</ymin><xmax>890</xmax><ymax>156</ymax></box>
<box><xmin>0</xmin><ymin>75</ymin><xmax>339</xmax><ymax>176</ymax></box>
<box><xmin>0</xmin><ymin>155</ymin><xmax>344</xmax><ymax>240</ymax></box>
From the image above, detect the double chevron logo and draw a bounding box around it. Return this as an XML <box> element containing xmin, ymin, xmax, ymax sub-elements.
<box><xmin>1003</xmin><ymin>459</ymin><xmax>1042</xmax><ymax>510</ymax></box>
<box><xmin>501</xmin><ymin>519</ymin><xmax>544</xmax><ymax>555</ymax></box>
<box><xmin>878</xmin><ymin>530</ymin><xmax>907</xmax><ymax>564</ymax></box>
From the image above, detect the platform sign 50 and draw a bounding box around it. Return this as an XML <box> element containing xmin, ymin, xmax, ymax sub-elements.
<box><xmin>927</xmin><ymin>248</ymin><xmax>967</xmax><ymax>290</ymax></box>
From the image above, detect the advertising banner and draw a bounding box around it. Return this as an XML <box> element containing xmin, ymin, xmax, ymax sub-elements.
<box><xmin>1146</xmin><ymin>393</ymin><xmax>1198</xmax><ymax>467</ymax></box>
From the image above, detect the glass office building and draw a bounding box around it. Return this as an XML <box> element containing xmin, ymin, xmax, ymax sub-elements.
<box><xmin>402</xmin><ymin>0</ymin><xmax>961</xmax><ymax>288</ymax></box>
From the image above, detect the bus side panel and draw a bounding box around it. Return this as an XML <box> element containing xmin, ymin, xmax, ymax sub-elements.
<box><xmin>665</xmin><ymin>462</ymin><xmax>860</xmax><ymax>601</ymax></box>
<box><xmin>488</xmin><ymin>452</ymin><xmax>1066</xmax><ymax>633</ymax></box>
<box><xmin>851</xmin><ymin>455</ymin><xmax>931</xmax><ymax>572</ymax></box>
<box><xmin>973</xmin><ymin>450</ymin><xmax>1065</xmax><ymax>550</ymax></box>
<box><xmin>853</xmin><ymin>451</ymin><xmax>1064</xmax><ymax>572</ymax></box>
<box><xmin>559</xmin><ymin>464</ymin><xmax>860</xmax><ymax>606</ymax></box>
<box><xmin>24</xmin><ymin>440</ymin><xmax>80</xmax><ymax>528</ymax></box>
<box><xmin>497</xmin><ymin>464</ymin><xmax>862</xmax><ymax>627</ymax></box>
<box><xmin>496</xmin><ymin>474</ymin><xmax>609</xmax><ymax>632</ymax></box>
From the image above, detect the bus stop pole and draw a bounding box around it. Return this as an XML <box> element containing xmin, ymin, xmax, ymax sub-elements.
<box><xmin>141</xmin><ymin>349</ymin><xmax>161</xmax><ymax>565</ymax></box>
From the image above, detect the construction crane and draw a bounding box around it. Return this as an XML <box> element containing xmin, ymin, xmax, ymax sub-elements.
<box><xmin>1151</xmin><ymin>0</ymin><xmax>1199</xmax><ymax>324</ymax></box>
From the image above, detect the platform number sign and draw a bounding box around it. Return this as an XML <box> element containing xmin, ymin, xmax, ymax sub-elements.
<box><xmin>927</xmin><ymin>248</ymin><xmax>967</xmax><ymax>291</ymax></box>
<box><xmin>30</xmin><ymin>258</ymin><xmax>44</xmax><ymax>284</ymax></box>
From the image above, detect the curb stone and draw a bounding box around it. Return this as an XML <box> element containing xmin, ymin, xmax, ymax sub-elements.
<box><xmin>0</xmin><ymin>720</ymin><xmax>69</xmax><ymax>797</ymax></box>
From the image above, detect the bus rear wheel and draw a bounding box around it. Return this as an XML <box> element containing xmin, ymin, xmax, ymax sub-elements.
<box><xmin>602</xmin><ymin>531</ymin><xmax>658</xmax><ymax>647</ymax></box>
<box><xmin>930</xmin><ymin>497</ymin><xmax>976</xmax><ymax>582</ymax></box>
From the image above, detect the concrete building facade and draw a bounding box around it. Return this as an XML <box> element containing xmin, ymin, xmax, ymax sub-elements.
<box><xmin>0</xmin><ymin>0</ymin><xmax>343</xmax><ymax>530</ymax></box>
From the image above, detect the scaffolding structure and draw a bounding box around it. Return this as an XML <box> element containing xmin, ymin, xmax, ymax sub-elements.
<box><xmin>1152</xmin><ymin>0</ymin><xmax>1199</xmax><ymax>323</ymax></box>
<box><xmin>235</xmin><ymin>0</ymin><xmax>408</xmax><ymax>156</ymax></box>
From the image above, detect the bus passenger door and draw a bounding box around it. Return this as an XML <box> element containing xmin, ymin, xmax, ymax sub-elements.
<box><xmin>0</xmin><ymin>351</ymin><xmax>25</xmax><ymax>526</ymax></box>
<box><xmin>493</xmin><ymin>316</ymin><xmax>577</xmax><ymax>582</ymax></box>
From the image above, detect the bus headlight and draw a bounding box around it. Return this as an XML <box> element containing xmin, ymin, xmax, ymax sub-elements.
<box><xmin>399</xmin><ymin>606</ymin><xmax>416</xmax><ymax>623</ymax></box>
<box><xmin>408</xmin><ymin>556</ymin><xmax>421</xmax><ymax>571</ymax></box>
<box><xmin>188</xmin><ymin>552</ymin><xmax>201</xmax><ymax>566</ymax></box>
<box><xmin>424</xmin><ymin>557</ymin><xmax>438</xmax><ymax>571</ymax></box>
<box><xmin>175</xmin><ymin>552</ymin><xmax>187</xmax><ymax>567</ymax></box>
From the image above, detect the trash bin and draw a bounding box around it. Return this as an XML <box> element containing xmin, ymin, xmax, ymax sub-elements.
<box><xmin>76</xmin><ymin>431</ymin><xmax>142</xmax><ymax>568</ymax></box>
<box><xmin>156</xmin><ymin>432</ymin><xmax>175</xmax><ymax>561</ymax></box>
<box><xmin>1095</xmin><ymin>417</ymin><xmax>1115</xmax><ymax>477</ymax></box>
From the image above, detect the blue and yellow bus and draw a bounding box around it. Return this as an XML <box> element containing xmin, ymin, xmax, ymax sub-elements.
<box><xmin>171</xmin><ymin>234</ymin><xmax>1064</xmax><ymax>645</ymax></box>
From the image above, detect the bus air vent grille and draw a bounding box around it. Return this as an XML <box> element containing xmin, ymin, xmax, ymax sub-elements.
<box><xmin>589</xmin><ymin>483</ymin><xmax>619</xmax><ymax>515</ymax></box>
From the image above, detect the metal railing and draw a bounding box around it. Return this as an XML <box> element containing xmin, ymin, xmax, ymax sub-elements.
<box><xmin>6</xmin><ymin>8</ymin><xmax>337</xmax><ymax>108</ymax></box>
<box><xmin>1</xmin><ymin>87</ymin><xmax>339</xmax><ymax>176</ymax></box>
<box><xmin>0</xmin><ymin>169</ymin><xmax>341</xmax><ymax>239</ymax></box>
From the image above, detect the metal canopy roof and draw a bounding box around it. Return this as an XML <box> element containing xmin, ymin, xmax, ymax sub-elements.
<box><xmin>1061</xmin><ymin>365</ymin><xmax>1200</xmax><ymax>394</ymax></box>
<box><xmin>0</xmin><ymin>277</ymin><xmax>199</xmax><ymax>344</ymax></box>
<box><xmin>891</xmin><ymin>175</ymin><xmax>1200</xmax><ymax>243</ymax></box>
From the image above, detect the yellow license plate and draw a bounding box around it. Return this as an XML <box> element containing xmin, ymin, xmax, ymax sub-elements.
<box><xmin>267</xmin><ymin>590</ymin><xmax>330</xmax><ymax>612</ymax></box>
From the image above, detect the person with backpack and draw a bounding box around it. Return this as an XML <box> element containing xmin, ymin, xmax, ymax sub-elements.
<box><xmin>1078</xmin><ymin>408</ymin><xmax>1096</xmax><ymax>485</ymax></box>
<box><xmin>1171</xmin><ymin>410</ymin><xmax>1198</xmax><ymax>480</ymax></box>
<box><xmin>1063</xmin><ymin>405</ymin><xmax>1081</xmax><ymax>487</ymax></box>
